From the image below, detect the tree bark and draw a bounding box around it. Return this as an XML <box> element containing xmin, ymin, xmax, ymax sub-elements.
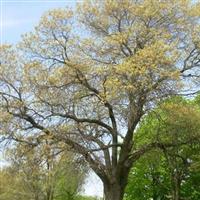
<box><xmin>103</xmin><ymin>182</ymin><xmax>124</xmax><ymax>200</ymax></box>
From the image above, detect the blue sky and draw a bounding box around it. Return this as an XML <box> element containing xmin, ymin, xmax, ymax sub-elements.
<box><xmin>0</xmin><ymin>0</ymin><xmax>103</xmax><ymax>196</ymax></box>
<box><xmin>1</xmin><ymin>0</ymin><xmax>77</xmax><ymax>44</ymax></box>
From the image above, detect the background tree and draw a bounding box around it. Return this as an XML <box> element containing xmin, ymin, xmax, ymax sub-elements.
<box><xmin>125</xmin><ymin>97</ymin><xmax>200</xmax><ymax>200</ymax></box>
<box><xmin>0</xmin><ymin>143</ymin><xmax>86</xmax><ymax>200</ymax></box>
<box><xmin>124</xmin><ymin>150</ymin><xmax>170</xmax><ymax>200</ymax></box>
<box><xmin>1</xmin><ymin>1</ymin><xmax>200</xmax><ymax>200</ymax></box>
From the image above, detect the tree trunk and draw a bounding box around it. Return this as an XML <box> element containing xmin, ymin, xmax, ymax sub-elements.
<box><xmin>171</xmin><ymin>172</ymin><xmax>181</xmax><ymax>200</ymax></box>
<box><xmin>104</xmin><ymin>183</ymin><xmax>124</xmax><ymax>200</ymax></box>
<box><xmin>152</xmin><ymin>172</ymin><xmax>159</xmax><ymax>200</ymax></box>
<box><xmin>173</xmin><ymin>179</ymin><xmax>180</xmax><ymax>200</ymax></box>
<box><xmin>46</xmin><ymin>187</ymin><xmax>54</xmax><ymax>200</ymax></box>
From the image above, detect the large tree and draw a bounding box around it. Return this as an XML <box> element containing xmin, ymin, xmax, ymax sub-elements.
<box><xmin>1</xmin><ymin>1</ymin><xmax>200</xmax><ymax>200</ymax></box>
